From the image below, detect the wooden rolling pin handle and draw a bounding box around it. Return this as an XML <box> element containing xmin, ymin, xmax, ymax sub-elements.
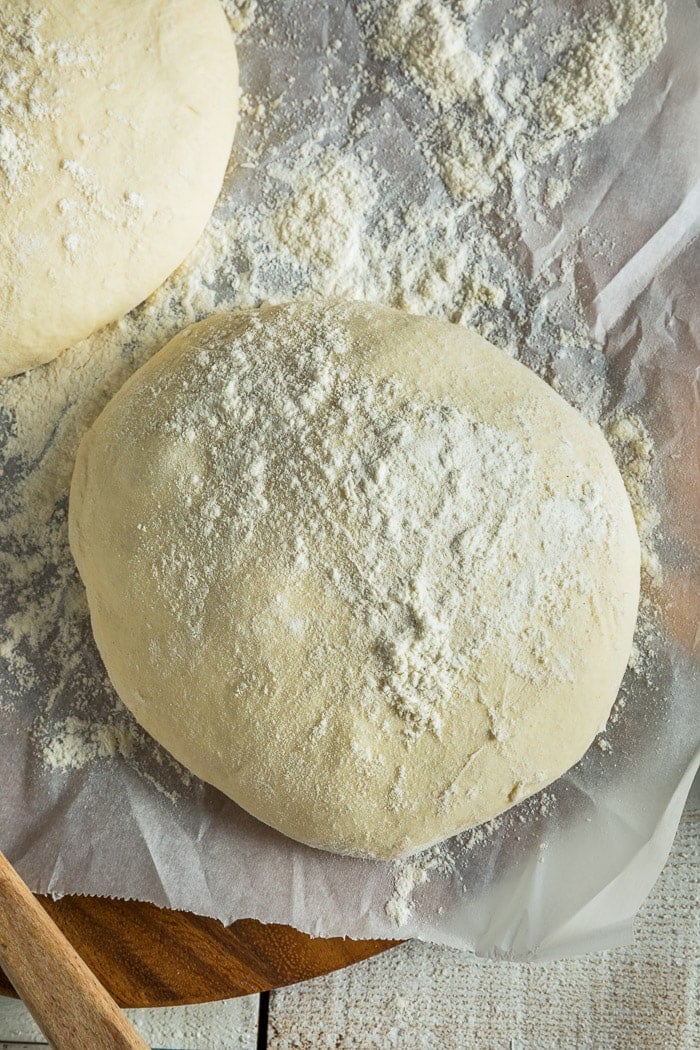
<box><xmin>0</xmin><ymin>850</ymin><xmax>150</xmax><ymax>1050</ymax></box>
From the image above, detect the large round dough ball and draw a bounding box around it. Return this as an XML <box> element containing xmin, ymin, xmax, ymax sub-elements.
<box><xmin>69</xmin><ymin>302</ymin><xmax>640</xmax><ymax>859</ymax></box>
<box><xmin>0</xmin><ymin>0</ymin><xmax>238</xmax><ymax>378</ymax></box>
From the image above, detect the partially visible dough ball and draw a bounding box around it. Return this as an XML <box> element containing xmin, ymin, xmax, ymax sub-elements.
<box><xmin>69</xmin><ymin>302</ymin><xmax>640</xmax><ymax>859</ymax></box>
<box><xmin>0</xmin><ymin>0</ymin><xmax>238</xmax><ymax>378</ymax></box>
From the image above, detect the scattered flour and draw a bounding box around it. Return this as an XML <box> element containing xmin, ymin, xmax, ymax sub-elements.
<box><xmin>220</xmin><ymin>0</ymin><xmax>259</xmax><ymax>38</ymax></box>
<box><xmin>40</xmin><ymin>717</ymin><xmax>139</xmax><ymax>770</ymax></box>
<box><xmin>386</xmin><ymin>788</ymin><xmax>557</xmax><ymax>925</ymax></box>
<box><xmin>373</xmin><ymin>0</ymin><xmax>484</xmax><ymax>110</ymax></box>
<box><xmin>535</xmin><ymin>0</ymin><xmax>667</xmax><ymax>153</ymax></box>
<box><xmin>359</xmin><ymin>0</ymin><xmax>667</xmax><ymax>210</ymax></box>
<box><xmin>386</xmin><ymin>845</ymin><xmax>453</xmax><ymax>925</ymax></box>
<box><xmin>271</xmin><ymin>149</ymin><xmax>379</xmax><ymax>297</ymax></box>
<box><xmin>606</xmin><ymin>414</ymin><xmax>661</xmax><ymax>584</ymax></box>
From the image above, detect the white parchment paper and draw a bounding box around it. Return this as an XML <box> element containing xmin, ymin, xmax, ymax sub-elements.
<box><xmin>1</xmin><ymin>0</ymin><xmax>698</xmax><ymax>959</ymax></box>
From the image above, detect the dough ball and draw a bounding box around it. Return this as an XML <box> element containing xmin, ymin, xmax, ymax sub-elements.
<box><xmin>0</xmin><ymin>1</ymin><xmax>238</xmax><ymax>378</ymax></box>
<box><xmin>69</xmin><ymin>302</ymin><xmax>640</xmax><ymax>859</ymax></box>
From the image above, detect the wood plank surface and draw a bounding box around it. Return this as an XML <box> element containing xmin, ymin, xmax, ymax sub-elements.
<box><xmin>0</xmin><ymin>993</ymin><xmax>260</xmax><ymax>1050</ymax></box>
<box><xmin>266</xmin><ymin>805</ymin><xmax>699</xmax><ymax>1050</ymax></box>
<box><xmin>0</xmin><ymin>902</ymin><xmax>395</xmax><ymax>1008</ymax></box>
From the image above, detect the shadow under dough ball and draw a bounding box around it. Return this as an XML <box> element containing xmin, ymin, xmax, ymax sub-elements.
<box><xmin>68</xmin><ymin>301</ymin><xmax>640</xmax><ymax>860</ymax></box>
<box><xmin>0</xmin><ymin>0</ymin><xmax>238</xmax><ymax>379</ymax></box>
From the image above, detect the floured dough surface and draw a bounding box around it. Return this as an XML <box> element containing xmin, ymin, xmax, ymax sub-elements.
<box><xmin>69</xmin><ymin>302</ymin><xmax>640</xmax><ymax>859</ymax></box>
<box><xmin>0</xmin><ymin>0</ymin><xmax>238</xmax><ymax>378</ymax></box>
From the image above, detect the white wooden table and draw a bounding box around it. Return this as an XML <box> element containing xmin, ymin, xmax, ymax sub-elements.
<box><xmin>2</xmin><ymin>787</ymin><xmax>697</xmax><ymax>1050</ymax></box>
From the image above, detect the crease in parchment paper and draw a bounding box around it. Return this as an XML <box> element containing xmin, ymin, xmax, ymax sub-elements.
<box><xmin>592</xmin><ymin>181</ymin><xmax>700</xmax><ymax>339</ymax></box>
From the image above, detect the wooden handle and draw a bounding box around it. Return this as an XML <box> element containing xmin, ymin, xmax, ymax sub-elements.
<box><xmin>0</xmin><ymin>851</ymin><xmax>150</xmax><ymax>1050</ymax></box>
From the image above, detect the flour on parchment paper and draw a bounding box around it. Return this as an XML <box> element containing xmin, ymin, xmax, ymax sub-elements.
<box><xmin>386</xmin><ymin>846</ymin><xmax>453</xmax><ymax>926</ymax></box>
<box><xmin>359</xmin><ymin>0</ymin><xmax>666</xmax><ymax>209</ymax></box>
<box><xmin>607</xmin><ymin>415</ymin><xmax>661</xmax><ymax>585</ymax></box>
<box><xmin>0</xmin><ymin>0</ymin><xmax>665</xmax><ymax>893</ymax></box>
<box><xmin>386</xmin><ymin>791</ymin><xmax>556</xmax><ymax>926</ymax></box>
<box><xmin>220</xmin><ymin>0</ymin><xmax>258</xmax><ymax>38</ymax></box>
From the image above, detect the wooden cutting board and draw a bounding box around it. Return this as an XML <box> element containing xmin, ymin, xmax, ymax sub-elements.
<box><xmin>0</xmin><ymin>895</ymin><xmax>397</xmax><ymax>1007</ymax></box>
